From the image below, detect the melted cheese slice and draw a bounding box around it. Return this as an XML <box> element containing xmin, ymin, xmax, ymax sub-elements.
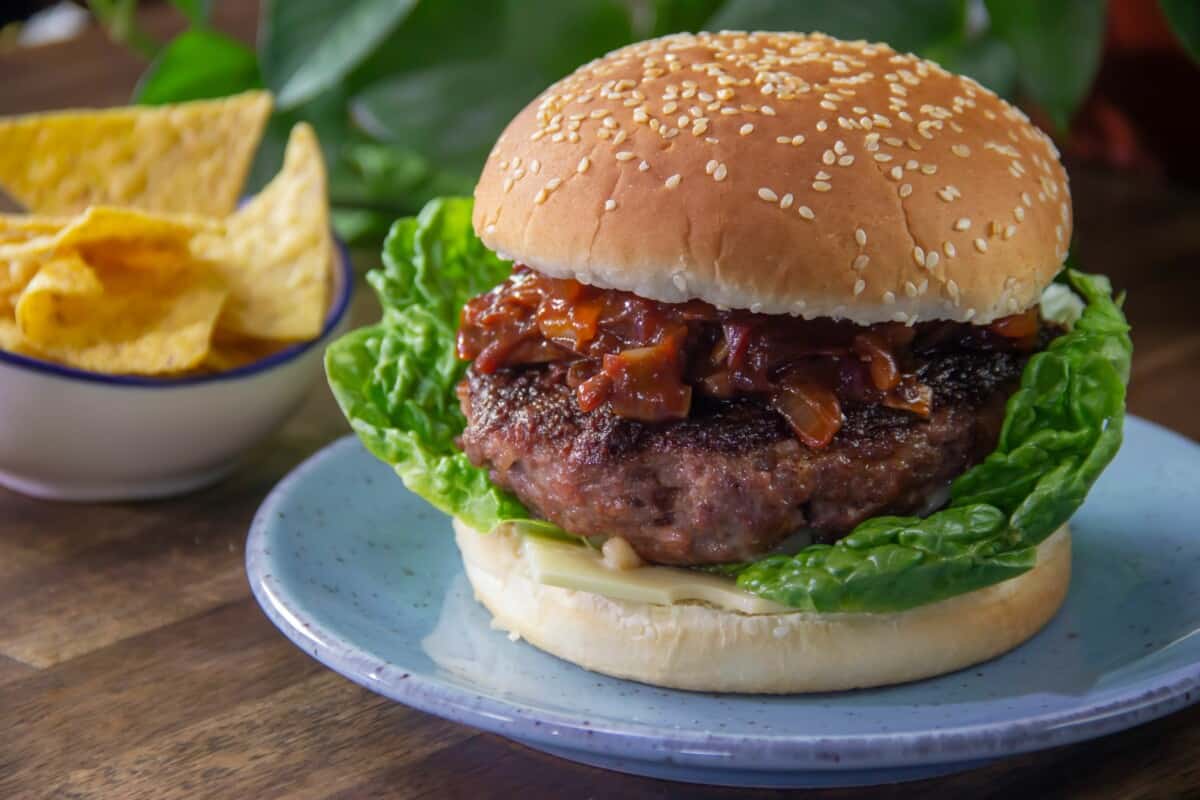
<box><xmin>523</xmin><ymin>536</ymin><xmax>791</xmax><ymax>615</ymax></box>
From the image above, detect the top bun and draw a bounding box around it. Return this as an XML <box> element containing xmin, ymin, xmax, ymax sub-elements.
<box><xmin>474</xmin><ymin>32</ymin><xmax>1071</xmax><ymax>325</ymax></box>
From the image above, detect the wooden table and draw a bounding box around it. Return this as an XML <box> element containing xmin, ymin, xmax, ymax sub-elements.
<box><xmin>2</xmin><ymin>8</ymin><xmax>1199</xmax><ymax>799</ymax></box>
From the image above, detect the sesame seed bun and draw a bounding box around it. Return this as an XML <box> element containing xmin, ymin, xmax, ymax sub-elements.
<box><xmin>473</xmin><ymin>31</ymin><xmax>1072</xmax><ymax>325</ymax></box>
<box><xmin>455</xmin><ymin>519</ymin><xmax>1071</xmax><ymax>693</ymax></box>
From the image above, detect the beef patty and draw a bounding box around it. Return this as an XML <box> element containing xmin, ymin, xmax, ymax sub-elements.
<box><xmin>457</xmin><ymin>349</ymin><xmax>1029</xmax><ymax>566</ymax></box>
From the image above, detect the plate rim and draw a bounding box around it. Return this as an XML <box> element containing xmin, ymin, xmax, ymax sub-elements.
<box><xmin>246</xmin><ymin>416</ymin><xmax>1200</xmax><ymax>773</ymax></box>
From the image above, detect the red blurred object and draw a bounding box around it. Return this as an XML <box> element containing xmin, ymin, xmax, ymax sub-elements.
<box><xmin>1068</xmin><ymin>0</ymin><xmax>1200</xmax><ymax>184</ymax></box>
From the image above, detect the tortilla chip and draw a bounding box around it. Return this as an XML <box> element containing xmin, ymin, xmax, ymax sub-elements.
<box><xmin>0</xmin><ymin>312</ymin><xmax>23</xmax><ymax>352</ymax></box>
<box><xmin>0</xmin><ymin>257</ymin><xmax>40</xmax><ymax>298</ymax></box>
<box><xmin>0</xmin><ymin>206</ymin><xmax>217</xmax><ymax>263</ymax></box>
<box><xmin>192</xmin><ymin>123</ymin><xmax>331</xmax><ymax>341</ymax></box>
<box><xmin>0</xmin><ymin>214</ymin><xmax>70</xmax><ymax>243</ymax></box>
<box><xmin>0</xmin><ymin>91</ymin><xmax>272</xmax><ymax>217</ymax></box>
<box><xmin>15</xmin><ymin>253</ymin><xmax>228</xmax><ymax>374</ymax></box>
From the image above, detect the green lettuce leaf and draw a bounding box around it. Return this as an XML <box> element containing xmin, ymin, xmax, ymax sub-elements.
<box><xmin>326</xmin><ymin>197</ymin><xmax>1132</xmax><ymax>612</ymax></box>
<box><xmin>734</xmin><ymin>270</ymin><xmax>1131</xmax><ymax>611</ymax></box>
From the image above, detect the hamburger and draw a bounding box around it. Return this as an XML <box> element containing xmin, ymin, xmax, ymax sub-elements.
<box><xmin>327</xmin><ymin>31</ymin><xmax>1131</xmax><ymax>693</ymax></box>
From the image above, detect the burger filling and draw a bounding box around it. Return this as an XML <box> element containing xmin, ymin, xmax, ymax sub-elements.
<box><xmin>456</xmin><ymin>265</ymin><xmax>1056</xmax><ymax>565</ymax></box>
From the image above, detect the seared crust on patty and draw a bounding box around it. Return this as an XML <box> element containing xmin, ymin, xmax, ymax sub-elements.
<box><xmin>458</xmin><ymin>350</ymin><xmax>1027</xmax><ymax>565</ymax></box>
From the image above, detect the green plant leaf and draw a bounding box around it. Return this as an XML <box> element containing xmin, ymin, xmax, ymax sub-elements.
<box><xmin>985</xmin><ymin>0</ymin><xmax>1107</xmax><ymax>132</ymax></box>
<box><xmin>351</xmin><ymin>61</ymin><xmax>547</xmax><ymax>179</ymax></box>
<box><xmin>345</xmin><ymin>0</ymin><xmax>508</xmax><ymax>96</ymax></box>
<box><xmin>647</xmin><ymin>0</ymin><xmax>727</xmax><ymax>37</ymax></box>
<box><xmin>503</xmin><ymin>0</ymin><xmax>635</xmax><ymax>81</ymax></box>
<box><xmin>327</xmin><ymin>198</ymin><xmax>1131</xmax><ymax>614</ymax></box>
<box><xmin>260</xmin><ymin>0</ymin><xmax>419</xmax><ymax>110</ymax></box>
<box><xmin>930</xmin><ymin>33</ymin><xmax>1019</xmax><ymax>97</ymax></box>
<box><xmin>706</xmin><ymin>0</ymin><xmax>968</xmax><ymax>55</ymax></box>
<box><xmin>1160</xmin><ymin>0</ymin><xmax>1200</xmax><ymax>62</ymax></box>
<box><xmin>169</xmin><ymin>0</ymin><xmax>211</xmax><ymax>26</ymax></box>
<box><xmin>134</xmin><ymin>29</ymin><xmax>261</xmax><ymax>105</ymax></box>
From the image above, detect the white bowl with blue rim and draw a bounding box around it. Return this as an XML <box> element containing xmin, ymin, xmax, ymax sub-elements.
<box><xmin>0</xmin><ymin>240</ymin><xmax>353</xmax><ymax>502</ymax></box>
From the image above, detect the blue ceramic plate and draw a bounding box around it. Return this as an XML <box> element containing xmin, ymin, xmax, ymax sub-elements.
<box><xmin>246</xmin><ymin>416</ymin><xmax>1200</xmax><ymax>788</ymax></box>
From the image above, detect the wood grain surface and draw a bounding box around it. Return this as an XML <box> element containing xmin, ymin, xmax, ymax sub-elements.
<box><xmin>1</xmin><ymin>5</ymin><xmax>1198</xmax><ymax>799</ymax></box>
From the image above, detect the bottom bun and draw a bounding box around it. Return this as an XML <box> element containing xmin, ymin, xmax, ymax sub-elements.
<box><xmin>454</xmin><ymin>519</ymin><xmax>1071</xmax><ymax>694</ymax></box>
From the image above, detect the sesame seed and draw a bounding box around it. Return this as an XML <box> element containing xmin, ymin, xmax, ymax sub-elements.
<box><xmin>758</xmin><ymin>187</ymin><xmax>779</xmax><ymax>202</ymax></box>
<box><xmin>705</xmin><ymin>159</ymin><xmax>718</xmax><ymax>175</ymax></box>
<box><xmin>873</xmin><ymin>153</ymin><xmax>893</xmax><ymax>162</ymax></box>
<box><xmin>798</xmin><ymin>205</ymin><xmax>815</xmax><ymax>220</ymax></box>
<box><xmin>511</xmin><ymin>156</ymin><xmax>522</xmax><ymax>168</ymax></box>
<box><xmin>604</xmin><ymin>199</ymin><xmax>617</xmax><ymax>211</ymax></box>
<box><xmin>813</xmin><ymin>181</ymin><xmax>832</xmax><ymax>192</ymax></box>
<box><xmin>937</xmin><ymin>188</ymin><xmax>955</xmax><ymax>202</ymax></box>
<box><xmin>615</xmin><ymin>151</ymin><xmax>635</xmax><ymax>161</ymax></box>
<box><xmin>925</xmin><ymin>251</ymin><xmax>940</xmax><ymax>269</ymax></box>
<box><xmin>854</xmin><ymin>279</ymin><xmax>866</xmax><ymax>295</ymax></box>
<box><xmin>952</xmin><ymin>144</ymin><xmax>971</xmax><ymax>157</ymax></box>
<box><xmin>905</xmin><ymin>159</ymin><xmax>919</xmax><ymax>170</ymax></box>
<box><xmin>913</xmin><ymin>246</ymin><xmax>925</xmax><ymax>266</ymax></box>
<box><xmin>889</xmin><ymin>166</ymin><xmax>903</xmax><ymax>180</ymax></box>
<box><xmin>944</xmin><ymin>242</ymin><xmax>956</xmax><ymax>258</ymax></box>
<box><xmin>820</xmin><ymin>100</ymin><xmax>838</xmax><ymax>110</ymax></box>
<box><xmin>883</xmin><ymin>291</ymin><xmax>896</xmax><ymax>304</ymax></box>
<box><xmin>948</xmin><ymin>279</ymin><xmax>960</xmax><ymax>298</ymax></box>
<box><xmin>780</xmin><ymin>193</ymin><xmax>794</xmax><ymax>209</ymax></box>
<box><xmin>921</xmin><ymin>163</ymin><xmax>937</xmax><ymax>175</ymax></box>
<box><xmin>792</xmin><ymin>134</ymin><xmax>806</xmax><ymax>145</ymax></box>
<box><xmin>1015</xmin><ymin>206</ymin><xmax>1025</xmax><ymax>221</ymax></box>
<box><xmin>815</xmin><ymin>170</ymin><xmax>832</xmax><ymax>181</ymax></box>
<box><xmin>545</xmin><ymin>177</ymin><xmax>562</xmax><ymax>191</ymax></box>
<box><xmin>530</xmin><ymin>159</ymin><xmax>541</xmax><ymax>174</ymax></box>
<box><xmin>823</xmin><ymin>150</ymin><xmax>836</xmax><ymax>165</ymax></box>
<box><xmin>855</xmin><ymin>228</ymin><xmax>867</xmax><ymax>247</ymax></box>
<box><xmin>965</xmin><ymin>308</ymin><xmax>977</xmax><ymax>321</ymax></box>
<box><xmin>954</xmin><ymin>217</ymin><xmax>972</xmax><ymax>231</ymax></box>
<box><xmin>853</xmin><ymin>254</ymin><xmax>870</xmax><ymax>270</ymax></box>
<box><xmin>838</xmin><ymin>155</ymin><xmax>855</xmax><ymax>166</ymax></box>
<box><xmin>905</xmin><ymin>281</ymin><xmax>918</xmax><ymax>297</ymax></box>
<box><xmin>692</xmin><ymin>119</ymin><xmax>710</xmax><ymax>135</ymax></box>
<box><xmin>761</xmin><ymin>105</ymin><xmax>776</xmax><ymax>116</ymax></box>
<box><xmin>816</xmin><ymin>120</ymin><xmax>829</xmax><ymax>131</ymax></box>
<box><xmin>899</xmin><ymin>183</ymin><xmax>913</xmax><ymax>198</ymax></box>
<box><xmin>534</xmin><ymin>188</ymin><xmax>548</xmax><ymax>205</ymax></box>
<box><xmin>502</xmin><ymin>177</ymin><xmax>514</xmax><ymax>193</ymax></box>
<box><xmin>974</xmin><ymin>238</ymin><xmax>989</xmax><ymax>253</ymax></box>
<box><xmin>776</xmin><ymin>135</ymin><xmax>791</xmax><ymax>144</ymax></box>
<box><xmin>713</xmin><ymin>163</ymin><xmax>728</xmax><ymax>181</ymax></box>
<box><xmin>1004</xmin><ymin>224</ymin><xmax>1016</xmax><ymax>239</ymax></box>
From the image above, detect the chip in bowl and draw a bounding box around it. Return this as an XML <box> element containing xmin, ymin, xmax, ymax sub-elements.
<box><xmin>192</xmin><ymin>123</ymin><xmax>331</xmax><ymax>341</ymax></box>
<box><xmin>0</xmin><ymin>91</ymin><xmax>271</xmax><ymax>217</ymax></box>
<box><xmin>15</xmin><ymin>251</ymin><xmax>228</xmax><ymax>374</ymax></box>
<box><xmin>0</xmin><ymin>91</ymin><xmax>333</xmax><ymax>378</ymax></box>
